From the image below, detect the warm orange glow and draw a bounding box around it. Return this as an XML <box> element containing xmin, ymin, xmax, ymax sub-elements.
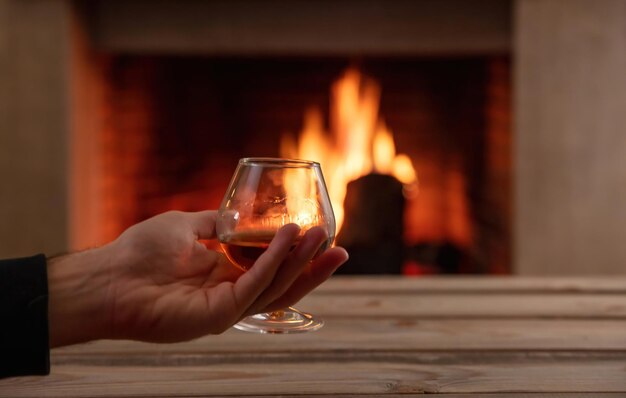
<box><xmin>373</xmin><ymin>123</ymin><xmax>394</xmax><ymax>174</ymax></box>
<box><xmin>392</xmin><ymin>154</ymin><xmax>418</xmax><ymax>185</ymax></box>
<box><xmin>282</xmin><ymin>167</ymin><xmax>319</xmax><ymax>229</ymax></box>
<box><xmin>281</xmin><ymin>68</ymin><xmax>417</xmax><ymax>232</ymax></box>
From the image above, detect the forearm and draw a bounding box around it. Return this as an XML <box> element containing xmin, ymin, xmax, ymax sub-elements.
<box><xmin>48</xmin><ymin>245</ymin><xmax>114</xmax><ymax>348</ymax></box>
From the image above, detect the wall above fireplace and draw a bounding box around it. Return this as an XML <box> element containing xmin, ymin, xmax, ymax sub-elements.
<box><xmin>87</xmin><ymin>0</ymin><xmax>510</xmax><ymax>56</ymax></box>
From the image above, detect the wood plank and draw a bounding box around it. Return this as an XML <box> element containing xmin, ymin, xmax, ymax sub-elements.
<box><xmin>319</xmin><ymin>276</ymin><xmax>626</xmax><ymax>294</ymax></box>
<box><xmin>91</xmin><ymin>0</ymin><xmax>510</xmax><ymax>55</ymax></box>
<box><xmin>1</xmin><ymin>394</ymin><xmax>618</xmax><ymax>398</ymax></box>
<box><xmin>2</xmin><ymin>395</ymin><xmax>617</xmax><ymax>398</ymax></box>
<box><xmin>49</xmin><ymin>350</ymin><xmax>626</xmax><ymax>368</ymax></box>
<box><xmin>2</xmin><ymin>354</ymin><xmax>626</xmax><ymax>396</ymax></box>
<box><xmin>52</xmin><ymin>319</ymin><xmax>626</xmax><ymax>357</ymax></box>
<box><xmin>296</xmin><ymin>293</ymin><xmax>626</xmax><ymax>319</ymax></box>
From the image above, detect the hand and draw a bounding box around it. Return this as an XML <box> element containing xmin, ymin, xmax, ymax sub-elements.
<box><xmin>48</xmin><ymin>211</ymin><xmax>348</xmax><ymax>347</ymax></box>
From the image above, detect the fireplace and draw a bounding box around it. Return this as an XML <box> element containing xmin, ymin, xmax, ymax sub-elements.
<box><xmin>82</xmin><ymin>52</ymin><xmax>511</xmax><ymax>274</ymax></box>
<box><xmin>3</xmin><ymin>0</ymin><xmax>518</xmax><ymax>274</ymax></box>
<box><xmin>66</xmin><ymin>0</ymin><xmax>514</xmax><ymax>275</ymax></box>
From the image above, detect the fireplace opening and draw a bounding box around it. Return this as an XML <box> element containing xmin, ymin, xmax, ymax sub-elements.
<box><xmin>84</xmin><ymin>55</ymin><xmax>510</xmax><ymax>275</ymax></box>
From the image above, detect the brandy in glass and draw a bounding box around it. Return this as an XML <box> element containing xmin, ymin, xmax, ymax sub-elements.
<box><xmin>217</xmin><ymin>157</ymin><xmax>336</xmax><ymax>333</ymax></box>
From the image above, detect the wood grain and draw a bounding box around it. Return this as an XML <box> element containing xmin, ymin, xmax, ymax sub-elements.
<box><xmin>319</xmin><ymin>276</ymin><xmax>626</xmax><ymax>294</ymax></box>
<box><xmin>2</xmin><ymin>276</ymin><xmax>625</xmax><ymax>396</ymax></box>
<box><xmin>52</xmin><ymin>319</ymin><xmax>626</xmax><ymax>357</ymax></box>
<box><xmin>2</xmin><ymin>356</ymin><xmax>626</xmax><ymax>397</ymax></box>
<box><xmin>295</xmin><ymin>293</ymin><xmax>626</xmax><ymax>319</ymax></box>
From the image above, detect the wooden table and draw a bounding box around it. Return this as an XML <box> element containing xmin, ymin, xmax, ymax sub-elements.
<box><xmin>2</xmin><ymin>276</ymin><xmax>626</xmax><ymax>397</ymax></box>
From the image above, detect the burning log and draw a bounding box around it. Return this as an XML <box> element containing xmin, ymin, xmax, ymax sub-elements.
<box><xmin>335</xmin><ymin>173</ymin><xmax>405</xmax><ymax>274</ymax></box>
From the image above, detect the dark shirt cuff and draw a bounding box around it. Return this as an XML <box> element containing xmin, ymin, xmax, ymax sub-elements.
<box><xmin>0</xmin><ymin>254</ymin><xmax>50</xmax><ymax>378</ymax></box>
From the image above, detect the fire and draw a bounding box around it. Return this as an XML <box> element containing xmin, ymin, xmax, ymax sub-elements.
<box><xmin>281</xmin><ymin>68</ymin><xmax>417</xmax><ymax>232</ymax></box>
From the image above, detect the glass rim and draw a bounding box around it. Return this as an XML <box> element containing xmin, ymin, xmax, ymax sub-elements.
<box><xmin>240</xmin><ymin>157</ymin><xmax>320</xmax><ymax>168</ymax></box>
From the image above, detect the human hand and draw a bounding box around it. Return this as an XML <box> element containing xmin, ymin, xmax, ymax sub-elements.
<box><xmin>48</xmin><ymin>211</ymin><xmax>348</xmax><ymax>346</ymax></box>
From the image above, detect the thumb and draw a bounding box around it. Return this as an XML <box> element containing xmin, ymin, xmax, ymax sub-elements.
<box><xmin>185</xmin><ymin>211</ymin><xmax>218</xmax><ymax>240</ymax></box>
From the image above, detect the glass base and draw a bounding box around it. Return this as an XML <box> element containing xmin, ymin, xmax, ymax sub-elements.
<box><xmin>234</xmin><ymin>307</ymin><xmax>324</xmax><ymax>334</ymax></box>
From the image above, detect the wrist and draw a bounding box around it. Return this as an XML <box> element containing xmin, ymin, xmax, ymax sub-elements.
<box><xmin>47</xmin><ymin>244</ymin><xmax>115</xmax><ymax>347</ymax></box>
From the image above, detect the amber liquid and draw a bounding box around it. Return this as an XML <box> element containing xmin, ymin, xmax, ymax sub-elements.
<box><xmin>221</xmin><ymin>231</ymin><xmax>330</xmax><ymax>271</ymax></box>
<box><xmin>220</xmin><ymin>232</ymin><xmax>291</xmax><ymax>271</ymax></box>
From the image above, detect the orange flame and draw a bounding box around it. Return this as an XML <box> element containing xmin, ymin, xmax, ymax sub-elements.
<box><xmin>281</xmin><ymin>68</ymin><xmax>417</xmax><ymax>232</ymax></box>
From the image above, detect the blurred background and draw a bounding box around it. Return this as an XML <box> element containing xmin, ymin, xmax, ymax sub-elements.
<box><xmin>1</xmin><ymin>0</ymin><xmax>624</xmax><ymax>275</ymax></box>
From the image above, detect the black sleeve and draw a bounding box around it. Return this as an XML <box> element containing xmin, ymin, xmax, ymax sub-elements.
<box><xmin>0</xmin><ymin>254</ymin><xmax>50</xmax><ymax>378</ymax></box>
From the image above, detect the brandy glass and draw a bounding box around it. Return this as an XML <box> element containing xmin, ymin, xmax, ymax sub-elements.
<box><xmin>217</xmin><ymin>158</ymin><xmax>336</xmax><ymax>333</ymax></box>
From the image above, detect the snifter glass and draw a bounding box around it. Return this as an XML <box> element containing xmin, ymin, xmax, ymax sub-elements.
<box><xmin>216</xmin><ymin>158</ymin><xmax>336</xmax><ymax>333</ymax></box>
